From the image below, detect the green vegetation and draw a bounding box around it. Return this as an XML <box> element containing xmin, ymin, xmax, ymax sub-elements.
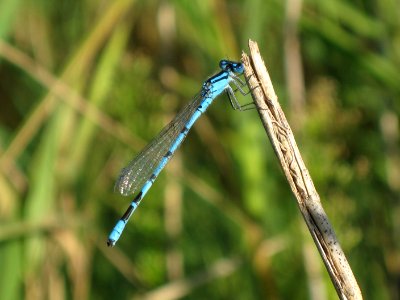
<box><xmin>0</xmin><ymin>0</ymin><xmax>398</xmax><ymax>299</ymax></box>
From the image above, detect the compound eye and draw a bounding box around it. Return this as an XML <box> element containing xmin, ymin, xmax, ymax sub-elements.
<box><xmin>219</xmin><ymin>60</ymin><xmax>229</xmax><ymax>70</ymax></box>
<box><xmin>233</xmin><ymin>63</ymin><xmax>244</xmax><ymax>74</ymax></box>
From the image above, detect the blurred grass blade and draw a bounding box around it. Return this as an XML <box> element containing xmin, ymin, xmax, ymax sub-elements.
<box><xmin>0</xmin><ymin>0</ymin><xmax>21</xmax><ymax>39</ymax></box>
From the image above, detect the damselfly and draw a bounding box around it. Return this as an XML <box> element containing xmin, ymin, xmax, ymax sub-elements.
<box><xmin>108</xmin><ymin>60</ymin><xmax>247</xmax><ymax>247</ymax></box>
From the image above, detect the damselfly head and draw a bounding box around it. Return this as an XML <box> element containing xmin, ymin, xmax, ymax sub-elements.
<box><xmin>219</xmin><ymin>60</ymin><xmax>244</xmax><ymax>75</ymax></box>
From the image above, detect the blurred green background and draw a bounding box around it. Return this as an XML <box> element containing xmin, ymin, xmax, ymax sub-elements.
<box><xmin>0</xmin><ymin>0</ymin><xmax>399</xmax><ymax>299</ymax></box>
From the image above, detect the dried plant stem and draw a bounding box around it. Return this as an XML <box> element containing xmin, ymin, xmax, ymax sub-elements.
<box><xmin>242</xmin><ymin>40</ymin><xmax>362</xmax><ymax>300</ymax></box>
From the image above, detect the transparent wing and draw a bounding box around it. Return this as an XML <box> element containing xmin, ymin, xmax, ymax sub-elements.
<box><xmin>115</xmin><ymin>91</ymin><xmax>207</xmax><ymax>196</ymax></box>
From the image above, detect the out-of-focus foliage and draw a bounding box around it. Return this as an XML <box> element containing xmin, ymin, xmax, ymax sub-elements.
<box><xmin>0</xmin><ymin>0</ymin><xmax>398</xmax><ymax>299</ymax></box>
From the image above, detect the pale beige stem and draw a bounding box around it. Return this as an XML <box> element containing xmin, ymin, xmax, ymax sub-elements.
<box><xmin>241</xmin><ymin>40</ymin><xmax>362</xmax><ymax>300</ymax></box>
